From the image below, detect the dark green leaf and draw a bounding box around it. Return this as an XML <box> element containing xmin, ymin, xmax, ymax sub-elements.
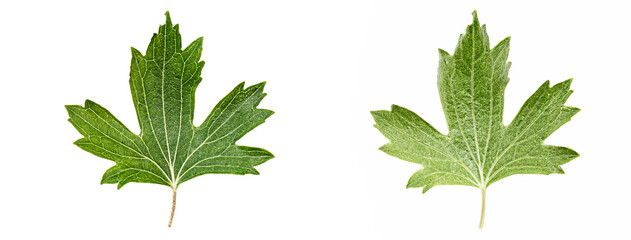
<box><xmin>66</xmin><ymin>12</ymin><xmax>274</xmax><ymax>227</ymax></box>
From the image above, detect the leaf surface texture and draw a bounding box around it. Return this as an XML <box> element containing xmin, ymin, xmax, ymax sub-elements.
<box><xmin>371</xmin><ymin>11</ymin><xmax>579</xmax><ymax>227</ymax></box>
<box><xmin>66</xmin><ymin>12</ymin><xmax>273</xmax><ymax>226</ymax></box>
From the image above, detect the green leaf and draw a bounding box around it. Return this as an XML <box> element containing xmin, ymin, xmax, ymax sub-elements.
<box><xmin>370</xmin><ymin>11</ymin><xmax>579</xmax><ymax>228</ymax></box>
<box><xmin>65</xmin><ymin>12</ymin><xmax>274</xmax><ymax>227</ymax></box>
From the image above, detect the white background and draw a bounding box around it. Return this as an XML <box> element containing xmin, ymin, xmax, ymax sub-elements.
<box><xmin>1</xmin><ymin>0</ymin><xmax>629</xmax><ymax>239</ymax></box>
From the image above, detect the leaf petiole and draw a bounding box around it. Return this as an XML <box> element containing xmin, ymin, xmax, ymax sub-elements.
<box><xmin>479</xmin><ymin>187</ymin><xmax>486</xmax><ymax>229</ymax></box>
<box><xmin>168</xmin><ymin>190</ymin><xmax>177</xmax><ymax>227</ymax></box>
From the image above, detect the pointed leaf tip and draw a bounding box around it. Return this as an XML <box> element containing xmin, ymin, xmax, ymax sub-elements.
<box><xmin>563</xmin><ymin>78</ymin><xmax>574</xmax><ymax>85</ymax></box>
<box><xmin>165</xmin><ymin>11</ymin><xmax>172</xmax><ymax>26</ymax></box>
<box><xmin>472</xmin><ymin>10</ymin><xmax>479</xmax><ymax>24</ymax></box>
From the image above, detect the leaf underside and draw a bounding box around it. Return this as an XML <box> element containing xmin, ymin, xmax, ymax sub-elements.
<box><xmin>371</xmin><ymin>11</ymin><xmax>579</xmax><ymax>193</ymax></box>
<box><xmin>66</xmin><ymin>12</ymin><xmax>274</xmax><ymax>190</ymax></box>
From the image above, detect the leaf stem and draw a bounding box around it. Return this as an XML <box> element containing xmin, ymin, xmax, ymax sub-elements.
<box><xmin>168</xmin><ymin>190</ymin><xmax>177</xmax><ymax>227</ymax></box>
<box><xmin>479</xmin><ymin>187</ymin><xmax>486</xmax><ymax>229</ymax></box>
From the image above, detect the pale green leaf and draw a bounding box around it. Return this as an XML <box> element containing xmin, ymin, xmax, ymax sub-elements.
<box><xmin>371</xmin><ymin>11</ymin><xmax>579</xmax><ymax>228</ymax></box>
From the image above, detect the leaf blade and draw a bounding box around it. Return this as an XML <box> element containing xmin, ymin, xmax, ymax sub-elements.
<box><xmin>66</xmin><ymin>11</ymin><xmax>273</xmax><ymax>210</ymax></box>
<box><xmin>371</xmin><ymin>11</ymin><xmax>579</xmax><ymax>226</ymax></box>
